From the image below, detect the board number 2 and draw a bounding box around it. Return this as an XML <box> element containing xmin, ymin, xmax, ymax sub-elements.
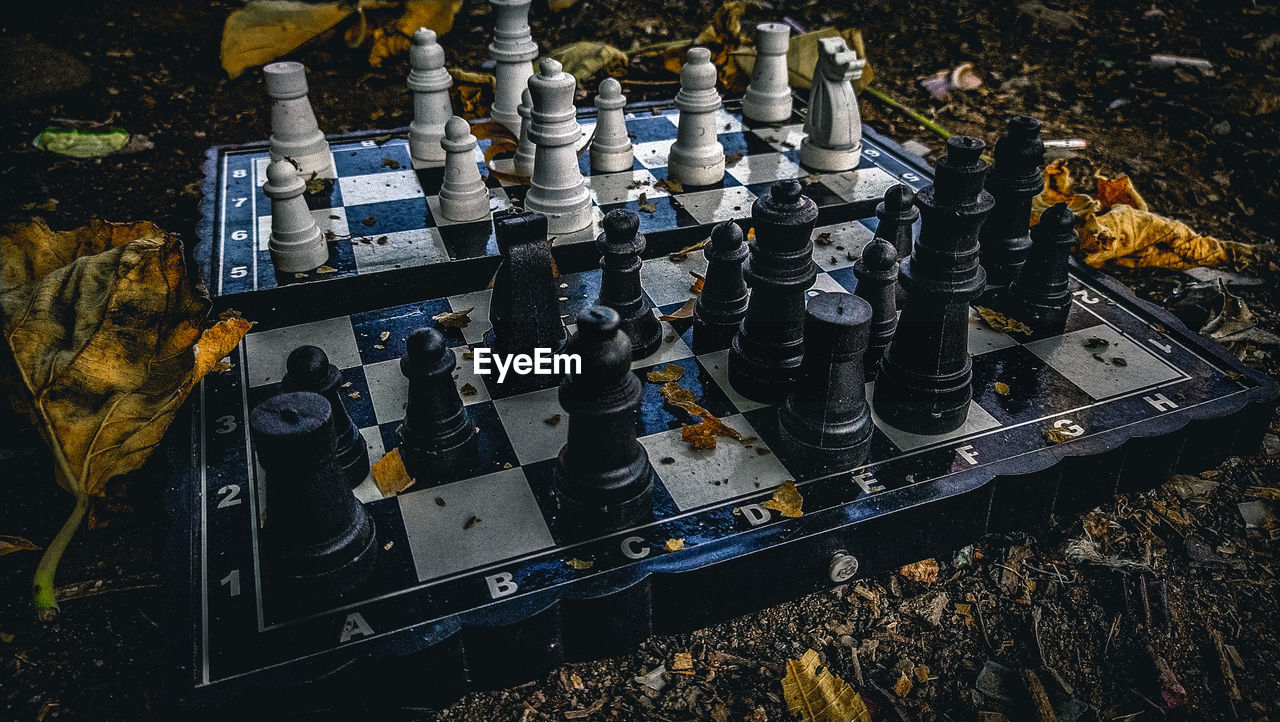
<box><xmin>216</xmin><ymin>484</ymin><xmax>242</xmax><ymax>509</ymax></box>
<box><xmin>1073</xmin><ymin>289</ymin><xmax>1100</xmax><ymax>304</ymax></box>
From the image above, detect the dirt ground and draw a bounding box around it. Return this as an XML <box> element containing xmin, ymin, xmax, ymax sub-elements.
<box><xmin>2</xmin><ymin>1</ymin><xmax>1279</xmax><ymax>720</ymax></box>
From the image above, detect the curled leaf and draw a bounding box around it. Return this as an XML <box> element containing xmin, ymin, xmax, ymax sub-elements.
<box><xmin>646</xmin><ymin>364</ymin><xmax>686</xmax><ymax>383</ymax></box>
<box><xmin>0</xmin><ymin>536</ymin><xmax>40</xmax><ymax>556</ymax></box>
<box><xmin>898</xmin><ymin>558</ymin><xmax>940</xmax><ymax>583</ymax></box>
<box><xmin>1078</xmin><ymin>205</ymin><xmax>1264</xmax><ymax>271</ymax></box>
<box><xmin>762</xmin><ymin>480</ymin><xmax>803</xmax><ymax>518</ymax></box>
<box><xmin>432</xmin><ymin>307</ymin><xmax>473</xmax><ymax>328</ymax></box>
<box><xmin>659</xmin><ymin>297</ymin><xmax>696</xmax><ymax>322</ymax></box>
<box><xmin>781</xmin><ymin>649</ymin><xmax>871</xmax><ymax>722</ymax></box>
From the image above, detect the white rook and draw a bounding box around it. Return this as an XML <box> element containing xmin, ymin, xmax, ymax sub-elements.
<box><xmin>590</xmin><ymin>78</ymin><xmax>633</xmax><ymax>173</ymax></box>
<box><xmin>438</xmin><ymin>117</ymin><xmax>491</xmax><ymax>222</ymax></box>
<box><xmin>263</xmin><ymin>159</ymin><xmax>328</xmax><ymax>273</ymax></box>
<box><xmin>741</xmin><ymin>22</ymin><xmax>793</xmax><ymax>123</ymax></box>
<box><xmin>407</xmin><ymin>28</ymin><xmax>453</xmax><ymax>166</ymax></box>
<box><xmin>524</xmin><ymin>58</ymin><xmax>593</xmax><ymax>234</ymax></box>
<box><xmin>264</xmin><ymin>61</ymin><xmax>335</xmax><ymax>179</ymax></box>
<box><xmin>668</xmin><ymin>47</ymin><xmax>725</xmax><ymax>186</ymax></box>
<box><xmin>489</xmin><ymin>0</ymin><xmax>538</xmax><ymax>133</ymax></box>
<box><xmin>800</xmin><ymin>36</ymin><xmax>865</xmax><ymax>172</ymax></box>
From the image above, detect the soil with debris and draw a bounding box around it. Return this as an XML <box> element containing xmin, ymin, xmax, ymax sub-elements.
<box><xmin>2</xmin><ymin>1</ymin><xmax>1279</xmax><ymax>720</ymax></box>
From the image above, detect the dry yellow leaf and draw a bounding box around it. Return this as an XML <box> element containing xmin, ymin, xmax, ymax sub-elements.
<box><xmin>659</xmin><ymin>297</ymin><xmax>696</xmax><ymax>322</ymax></box>
<box><xmin>668</xmin><ymin>239</ymin><xmax>708</xmax><ymax>262</ymax></box>
<box><xmin>763</xmin><ymin>480</ymin><xmax>803</xmax><ymax>518</ymax></box>
<box><xmin>549</xmin><ymin>41</ymin><xmax>628</xmax><ymax>84</ymax></box>
<box><xmin>898</xmin><ymin>558</ymin><xmax>940</xmax><ymax>583</ymax></box>
<box><xmin>893</xmin><ymin>671</ymin><xmax>912</xmax><ymax>697</ymax></box>
<box><xmin>1</xmin><ymin>219</ymin><xmax>250</xmax><ymax>617</ymax></box>
<box><xmin>1043</xmin><ymin>426</ymin><xmax>1074</xmax><ymax>444</ymax></box>
<box><xmin>690</xmin><ymin>272</ymin><xmax>706</xmax><ymax>294</ymax></box>
<box><xmin>432</xmin><ymin>307</ymin><xmax>473</xmax><ymax>328</ymax></box>
<box><xmin>371</xmin><ymin>448</ymin><xmax>415</xmax><ymax>495</ymax></box>
<box><xmin>1093</xmin><ymin>172</ymin><xmax>1148</xmax><ymax>212</ymax></box>
<box><xmin>220</xmin><ymin>0</ymin><xmax>356</xmax><ymax>79</ymax></box>
<box><xmin>0</xmin><ymin>536</ymin><xmax>40</xmax><ymax>556</ymax></box>
<box><xmin>672</xmin><ymin>651</ymin><xmax>694</xmax><ymax>670</ymax></box>
<box><xmin>566</xmin><ymin>557</ymin><xmax>594</xmax><ymax>570</ymax></box>
<box><xmin>976</xmin><ymin>306</ymin><xmax>1032</xmax><ymax>335</ymax></box>
<box><xmin>732</xmin><ymin>26</ymin><xmax>876</xmax><ymax>94</ymax></box>
<box><xmin>781</xmin><ymin>649</ymin><xmax>871</xmax><ymax>722</ymax></box>
<box><xmin>646</xmin><ymin>364</ymin><xmax>686</xmax><ymax>383</ymax></box>
<box><xmin>366</xmin><ymin>1</ymin><xmax>462</xmax><ymax>68</ymax></box>
<box><xmin>994</xmin><ymin>381</ymin><xmax>1011</xmax><ymax>396</ymax></box>
<box><xmin>665</xmin><ymin>538</ymin><xmax>686</xmax><ymax>552</ymax></box>
<box><xmin>1078</xmin><ymin>205</ymin><xmax>1263</xmax><ymax>271</ymax></box>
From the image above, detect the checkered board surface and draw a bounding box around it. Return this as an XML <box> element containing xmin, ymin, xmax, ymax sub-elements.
<box><xmin>198</xmin><ymin>99</ymin><xmax>924</xmax><ymax>299</ymax></box>
<box><xmin>187</xmin><ymin>227</ymin><xmax>1271</xmax><ymax>690</ymax></box>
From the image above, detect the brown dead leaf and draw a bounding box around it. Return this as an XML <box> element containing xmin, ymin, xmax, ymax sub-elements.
<box><xmin>690</xmin><ymin>271</ymin><xmax>706</xmax><ymax>294</ymax></box>
<box><xmin>894</xmin><ymin>671</ymin><xmax>913</xmax><ymax>697</ymax></box>
<box><xmin>646</xmin><ymin>364</ymin><xmax>686</xmax><ymax>383</ymax></box>
<box><xmin>659</xmin><ymin>297</ymin><xmax>697</xmax><ymax>322</ymax></box>
<box><xmin>366</xmin><ymin>0</ymin><xmax>463</xmax><ymax>68</ymax></box>
<box><xmin>549</xmin><ymin>41</ymin><xmax>628</xmax><ymax>84</ymax></box>
<box><xmin>665</xmin><ymin>538</ymin><xmax>686</xmax><ymax>552</ymax></box>
<box><xmin>668</xmin><ymin>239</ymin><xmax>707</xmax><ymax>262</ymax></box>
<box><xmin>732</xmin><ymin>26</ymin><xmax>876</xmax><ymax>94</ymax></box>
<box><xmin>566</xmin><ymin>557</ymin><xmax>594</xmax><ymax>570</ymax></box>
<box><xmin>0</xmin><ymin>536</ymin><xmax>40</xmax><ymax>556</ymax></box>
<box><xmin>432</xmin><ymin>307</ymin><xmax>473</xmax><ymax>328</ymax></box>
<box><xmin>1078</xmin><ymin>205</ymin><xmax>1265</xmax><ymax>271</ymax></box>
<box><xmin>763</xmin><ymin>480</ymin><xmax>803</xmax><ymax>518</ymax></box>
<box><xmin>781</xmin><ymin>649</ymin><xmax>872</xmax><ymax>722</ymax></box>
<box><xmin>660</xmin><ymin>381</ymin><xmax>743</xmax><ymax>448</ymax></box>
<box><xmin>220</xmin><ymin>0</ymin><xmax>356</xmax><ymax>79</ymax></box>
<box><xmin>672</xmin><ymin>651</ymin><xmax>694</xmax><ymax>670</ymax></box>
<box><xmin>898</xmin><ymin>558</ymin><xmax>940</xmax><ymax>583</ymax></box>
<box><xmin>1043</xmin><ymin>426</ymin><xmax>1074</xmax><ymax>444</ymax></box>
<box><xmin>976</xmin><ymin>306</ymin><xmax>1032</xmax><ymax>335</ymax></box>
<box><xmin>1093</xmin><ymin>172</ymin><xmax>1149</xmax><ymax>212</ymax></box>
<box><xmin>0</xmin><ymin>219</ymin><xmax>250</xmax><ymax>617</ymax></box>
<box><xmin>994</xmin><ymin>381</ymin><xmax>1011</xmax><ymax>396</ymax></box>
<box><xmin>372</xmin><ymin>448</ymin><xmax>414</xmax><ymax>495</ymax></box>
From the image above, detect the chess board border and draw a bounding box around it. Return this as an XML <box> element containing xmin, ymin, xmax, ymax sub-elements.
<box><xmin>173</xmin><ymin>110</ymin><xmax>1278</xmax><ymax>712</ymax></box>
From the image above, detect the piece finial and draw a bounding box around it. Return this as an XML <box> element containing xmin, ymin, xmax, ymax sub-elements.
<box><xmin>445</xmin><ymin>116</ymin><xmax>471</xmax><ymax>141</ymax></box>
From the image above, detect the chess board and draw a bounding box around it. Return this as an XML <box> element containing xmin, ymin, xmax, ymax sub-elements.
<box><xmin>171</xmin><ymin>98</ymin><xmax>1278</xmax><ymax>710</ymax></box>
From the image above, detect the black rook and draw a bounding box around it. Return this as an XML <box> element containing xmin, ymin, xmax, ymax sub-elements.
<box><xmin>485</xmin><ymin>208</ymin><xmax>569</xmax><ymax>367</ymax></box>
<box><xmin>250</xmin><ymin>391</ymin><xmax>378</xmax><ymax>598</ymax></box>
<box><xmin>873</xmin><ymin>136</ymin><xmax>992</xmax><ymax>434</ymax></box>
<box><xmin>728</xmin><ymin>180</ymin><xmax>818</xmax><ymax>402</ymax></box>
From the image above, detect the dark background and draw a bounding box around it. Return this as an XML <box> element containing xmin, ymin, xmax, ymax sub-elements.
<box><xmin>2</xmin><ymin>1</ymin><xmax>1278</xmax><ymax>720</ymax></box>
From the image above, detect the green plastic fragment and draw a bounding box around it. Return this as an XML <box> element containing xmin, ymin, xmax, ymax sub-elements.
<box><xmin>33</xmin><ymin>128</ymin><xmax>131</xmax><ymax>158</ymax></box>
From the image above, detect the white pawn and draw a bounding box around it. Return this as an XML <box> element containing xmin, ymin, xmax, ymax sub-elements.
<box><xmin>264</xmin><ymin>62</ymin><xmax>335</xmax><ymax>179</ymax></box>
<box><xmin>263</xmin><ymin>160</ymin><xmax>328</xmax><ymax>272</ymax></box>
<box><xmin>408</xmin><ymin>28</ymin><xmax>454</xmax><ymax>167</ymax></box>
<box><xmin>488</xmin><ymin>0</ymin><xmax>539</xmax><ymax>133</ymax></box>
<box><xmin>514</xmin><ymin>87</ymin><xmax>536</xmax><ymax>177</ymax></box>
<box><xmin>438</xmin><ymin>117</ymin><xmax>491</xmax><ymax>222</ymax></box>
<box><xmin>741</xmin><ymin>23</ymin><xmax>792</xmax><ymax>123</ymax></box>
<box><xmin>800</xmin><ymin>37</ymin><xmax>865</xmax><ymax>172</ymax></box>
<box><xmin>590</xmin><ymin>78</ymin><xmax>633</xmax><ymax>173</ymax></box>
<box><xmin>524</xmin><ymin>58</ymin><xmax>593</xmax><ymax>234</ymax></box>
<box><xmin>668</xmin><ymin>47</ymin><xmax>725</xmax><ymax>186</ymax></box>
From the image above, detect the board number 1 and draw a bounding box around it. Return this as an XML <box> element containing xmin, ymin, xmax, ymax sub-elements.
<box><xmin>221</xmin><ymin>569</ymin><xmax>241</xmax><ymax>597</ymax></box>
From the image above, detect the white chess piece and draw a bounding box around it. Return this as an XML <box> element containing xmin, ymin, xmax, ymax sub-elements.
<box><xmin>590</xmin><ymin>78</ymin><xmax>633</xmax><ymax>173</ymax></box>
<box><xmin>514</xmin><ymin>87</ymin><xmax>536</xmax><ymax>176</ymax></box>
<box><xmin>488</xmin><ymin>0</ymin><xmax>539</xmax><ymax>133</ymax></box>
<box><xmin>741</xmin><ymin>23</ymin><xmax>792</xmax><ymax>123</ymax></box>
<box><xmin>408</xmin><ymin>28</ymin><xmax>453</xmax><ymax>167</ymax></box>
<box><xmin>264</xmin><ymin>62</ymin><xmax>335</xmax><ymax>179</ymax></box>
<box><xmin>667</xmin><ymin>47</ymin><xmax>725</xmax><ymax>186</ymax></box>
<box><xmin>438</xmin><ymin>117</ymin><xmax>492</xmax><ymax>222</ymax></box>
<box><xmin>263</xmin><ymin>159</ymin><xmax>329</xmax><ymax>272</ymax></box>
<box><xmin>524</xmin><ymin>58</ymin><xmax>593</xmax><ymax>234</ymax></box>
<box><xmin>800</xmin><ymin>36</ymin><xmax>865</xmax><ymax>172</ymax></box>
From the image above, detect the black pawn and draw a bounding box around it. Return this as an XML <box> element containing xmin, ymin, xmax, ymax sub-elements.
<box><xmin>852</xmin><ymin>237</ymin><xmax>899</xmax><ymax>379</ymax></box>
<box><xmin>779</xmin><ymin>292</ymin><xmax>875</xmax><ymax>473</ymax></box>
<box><xmin>250</xmin><ymin>391</ymin><xmax>377</xmax><ymax>598</ymax></box>
<box><xmin>281</xmin><ymin>345</ymin><xmax>370</xmax><ymax>488</ymax></box>
<box><xmin>1006</xmin><ymin>202</ymin><xmax>1077</xmax><ymax>334</ymax></box>
<box><xmin>554</xmin><ymin>306</ymin><xmax>654</xmax><ymax>532</ymax></box>
<box><xmin>728</xmin><ymin>180</ymin><xmax>819</xmax><ymax>402</ymax></box>
<box><xmin>596</xmin><ymin>209</ymin><xmax>663</xmax><ymax>360</ymax></box>
<box><xmin>874</xmin><ymin>184</ymin><xmax>918</xmax><ymax>306</ymax></box>
<box><xmin>397</xmin><ymin>327</ymin><xmax>479</xmax><ymax>481</ymax></box>
<box><xmin>484</xmin><ymin>209</ymin><xmax>569</xmax><ymax>389</ymax></box>
<box><xmin>873</xmin><ymin>136</ymin><xmax>993</xmax><ymax>435</ymax></box>
<box><xmin>980</xmin><ymin>116</ymin><xmax>1045</xmax><ymax>286</ymax></box>
<box><xmin>693</xmin><ymin>220</ymin><xmax>750</xmax><ymax>349</ymax></box>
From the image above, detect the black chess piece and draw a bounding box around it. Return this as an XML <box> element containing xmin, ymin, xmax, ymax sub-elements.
<box><xmin>596</xmin><ymin>209</ymin><xmax>663</xmax><ymax>360</ymax></box>
<box><xmin>980</xmin><ymin>116</ymin><xmax>1045</xmax><ymax>286</ymax></box>
<box><xmin>554</xmin><ymin>306</ymin><xmax>654</xmax><ymax>532</ymax></box>
<box><xmin>727</xmin><ymin>180</ymin><xmax>818</xmax><ymax>402</ymax></box>
<box><xmin>281</xmin><ymin>345</ymin><xmax>371</xmax><ymax>488</ymax></box>
<box><xmin>852</xmin><ymin>237</ymin><xmax>899</xmax><ymax>380</ymax></box>
<box><xmin>873</xmin><ymin>184</ymin><xmax>917</xmax><ymax>307</ymax></box>
<box><xmin>779</xmin><ymin>292</ymin><xmax>875</xmax><ymax>473</ymax></box>
<box><xmin>250</xmin><ymin>391</ymin><xmax>378</xmax><ymax>598</ymax></box>
<box><xmin>1005</xmin><ymin>202</ymin><xmax>1077</xmax><ymax>334</ymax></box>
<box><xmin>484</xmin><ymin>208</ymin><xmax>569</xmax><ymax>392</ymax></box>
<box><xmin>397</xmin><ymin>327</ymin><xmax>478</xmax><ymax>481</ymax></box>
<box><xmin>873</xmin><ymin>136</ymin><xmax>993</xmax><ymax>435</ymax></box>
<box><xmin>693</xmin><ymin>220</ymin><xmax>750</xmax><ymax>350</ymax></box>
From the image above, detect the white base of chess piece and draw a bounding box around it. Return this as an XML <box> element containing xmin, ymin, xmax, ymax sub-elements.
<box><xmin>590</xmin><ymin>78</ymin><xmax>634</xmax><ymax>174</ymax></box>
<box><xmin>741</xmin><ymin>23</ymin><xmax>793</xmax><ymax>123</ymax></box>
<box><xmin>264</xmin><ymin>159</ymin><xmax>329</xmax><ymax>272</ymax></box>
<box><xmin>667</xmin><ymin>47</ymin><xmax>725</xmax><ymax>186</ymax></box>
<box><xmin>439</xmin><ymin>117</ymin><xmax>492</xmax><ymax>222</ymax></box>
<box><xmin>799</xmin><ymin>141</ymin><xmax>862</xmax><ymax>172</ymax></box>
<box><xmin>264</xmin><ymin>62</ymin><xmax>336</xmax><ymax>179</ymax></box>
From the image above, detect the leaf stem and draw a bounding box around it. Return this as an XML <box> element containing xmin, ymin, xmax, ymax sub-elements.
<box><xmin>33</xmin><ymin>490</ymin><xmax>88</xmax><ymax>621</ymax></box>
<box><xmin>862</xmin><ymin>86</ymin><xmax>953</xmax><ymax>140</ymax></box>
